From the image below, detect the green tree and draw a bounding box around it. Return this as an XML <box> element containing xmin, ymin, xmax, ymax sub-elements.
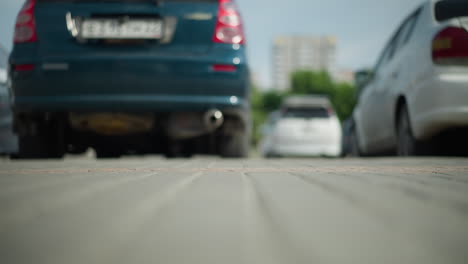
<box><xmin>290</xmin><ymin>70</ymin><xmax>356</xmax><ymax>121</ymax></box>
<box><xmin>291</xmin><ymin>70</ymin><xmax>334</xmax><ymax>96</ymax></box>
<box><xmin>332</xmin><ymin>82</ymin><xmax>356</xmax><ymax>121</ymax></box>
<box><xmin>262</xmin><ymin>90</ymin><xmax>287</xmax><ymax>112</ymax></box>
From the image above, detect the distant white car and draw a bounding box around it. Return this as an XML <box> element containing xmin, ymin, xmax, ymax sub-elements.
<box><xmin>352</xmin><ymin>0</ymin><xmax>468</xmax><ymax>156</ymax></box>
<box><xmin>260</xmin><ymin>96</ymin><xmax>342</xmax><ymax>157</ymax></box>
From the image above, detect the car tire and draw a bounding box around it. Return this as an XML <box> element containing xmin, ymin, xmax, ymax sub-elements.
<box><xmin>15</xmin><ymin>135</ymin><xmax>47</xmax><ymax>159</ymax></box>
<box><xmin>219</xmin><ymin>131</ymin><xmax>249</xmax><ymax>158</ymax></box>
<box><xmin>397</xmin><ymin>106</ymin><xmax>425</xmax><ymax>156</ymax></box>
<box><xmin>16</xmin><ymin>130</ymin><xmax>65</xmax><ymax>159</ymax></box>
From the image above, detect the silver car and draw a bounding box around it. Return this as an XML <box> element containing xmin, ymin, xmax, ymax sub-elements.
<box><xmin>351</xmin><ymin>0</ymin><xmax>468</xmax><ymax>156</ymax></box>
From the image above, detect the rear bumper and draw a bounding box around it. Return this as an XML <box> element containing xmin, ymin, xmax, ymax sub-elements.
<box><xmin>411</xmin><ymin>70</ymin><xmax>468</xmax><ymax>140</ymax></box>
<box><xmin>270</xmin><ymin>141</ymin><xmax>341</xmax><ymax>157</ymax></box>
<box><xmin>12</xmin><ymin>95</ymin><xmax>249</xmax><ymax>112</ymax></box>
<box><xmin>268</xmin><ymin>134</ymin><xmax>342</xmax><ymax>157</ymax></box>
<box><xmin>413</xmin><ymin>106</ymin><xmax>468</xmax><ymax>140</ymax></box>
<box><xmin>10</xmin><ymin>45</ymin><xmax>250</xmax><ymax>113</ymax></box>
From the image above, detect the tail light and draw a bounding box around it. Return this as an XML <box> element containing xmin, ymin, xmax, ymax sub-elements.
<box><xmin>213</xmin><ymin>0</ymin><xmax>245</xmax><ymax>44</ymax></box>
<box><xmin>212</xmin><ymin>64</ymin><xmax>237</xmax><ymax>72</ymax></box>
<box><xmin>14</xmin><ymin>64</ymin><xmax>35</xmax><ymax>72</ymax></box>
<box><xmin>14</xmin><ymin>0</ymin><xmax>37</xmax><ymax>43</ymax></box>
<box><xmin>432</xmin><ymin>27</ymin><xmax>468</xmax><ymax>64</ymax></box>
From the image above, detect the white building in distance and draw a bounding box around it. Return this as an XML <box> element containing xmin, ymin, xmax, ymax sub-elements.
<box><xmin>272</xmin><ymin>35</ymin><xmax>337</xmax><ymax>91</ymax></box>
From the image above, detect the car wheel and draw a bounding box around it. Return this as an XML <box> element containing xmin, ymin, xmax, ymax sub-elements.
<box><xmin>219</xmin><ymin>131</ymin><xmax>249</xmax><ymax>158</ymax></box>
<box><xmin>15</xmin><ymin>121</ymin><xmax>65</xmax><ymax>159</ymax></box>
<box><xmin>397</xmin><ymin>106</ymin><xmax>424</xmax><ymax>156</ymax></box>
<box><xmin>16</xmin><ymin>134</ymin><xmax>64</xmax><ymax>159</ymax></box>
<box><xmin>15</xmin><ymin>135</ymin><xmax>47</xmax><ymax>159</ymax></box>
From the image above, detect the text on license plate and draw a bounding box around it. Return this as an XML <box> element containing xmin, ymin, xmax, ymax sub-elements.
<box><xmin>80</xmin><ymin>19</ymin><xmax>163</xmax><ymax>39</ymax></box>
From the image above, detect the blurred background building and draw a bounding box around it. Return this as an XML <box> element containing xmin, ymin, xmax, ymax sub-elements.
<box><xmin>272</xmin><ymin>35</ymin><xmax>337</xmax><ymax>91</ymax></box>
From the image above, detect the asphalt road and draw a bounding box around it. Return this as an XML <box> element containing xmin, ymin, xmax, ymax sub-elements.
<box><xmin>0</xmin><ymin>156</ymin><xmax>467</xmax><ymax>264</ymax></box>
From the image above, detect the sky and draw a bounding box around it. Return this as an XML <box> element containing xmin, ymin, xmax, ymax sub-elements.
<box><xmin>0</xmin><ymin>0</ymin><xmax>424</xmax><ymax>88</ymax></box>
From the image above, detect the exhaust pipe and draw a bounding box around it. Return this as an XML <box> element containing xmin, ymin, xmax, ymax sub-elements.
<box><xmin>204</xmin><ymin>109</ymin><xmax>224</xmax><ymax>131</ymax></box>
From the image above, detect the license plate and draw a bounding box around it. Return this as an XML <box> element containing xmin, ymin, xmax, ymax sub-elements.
<box><xmin>80</xmin><ymin>19</ymin><xmax>163</xmax><ymax>39</ymax></box>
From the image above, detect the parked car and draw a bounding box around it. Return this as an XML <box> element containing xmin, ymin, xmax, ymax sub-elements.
<box><xmin>351</xmin><ymin>0</ymin><xmax>468</xmax><ymax>156</ymax></box>
<box><xmin>0</xmin><ymin>45</ymin><xmax>18</xmax><ymax>155</ymax></box>
<box><xmin>9</xmin><ymin>0</ymin><xmax>250</xmax><ymax>158</ymax></box>
<box><xmin>260</xmin><ymin>96</ymin><xmax>342</xmax><ymax>157</ymax></box>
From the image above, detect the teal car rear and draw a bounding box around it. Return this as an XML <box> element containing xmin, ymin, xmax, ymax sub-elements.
<box><xmin>10</xmin><ymin>0</ymin><xmax>250</xmax><ymax>158</ymax></box>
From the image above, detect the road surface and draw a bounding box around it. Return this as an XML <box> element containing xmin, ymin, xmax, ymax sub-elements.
<box><xmin>0</xmin><ymin>157</ymin><xmax>467</xmax><ymax>264</ymax></box>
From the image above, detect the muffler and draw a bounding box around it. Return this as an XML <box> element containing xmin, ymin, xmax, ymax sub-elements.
<box><xmin>204</xmin><ymin>109</ymin><xmax>224</xmax><ymax>132</ymax></box>
<box><xmin>166</xmin><ymin>110</ymin><xmax>224</xmax><ymax>140</ymax></box>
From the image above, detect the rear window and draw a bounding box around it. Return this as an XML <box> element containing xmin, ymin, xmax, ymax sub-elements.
<box><xmin>282</xmin><ymin>107</ymin><xmax>330</xmax><ymax>119</ymax></box>
<box><xmin>435</xmin><ymin>0</ymin><xmax>468</xmax><ymax>21</ymax></box>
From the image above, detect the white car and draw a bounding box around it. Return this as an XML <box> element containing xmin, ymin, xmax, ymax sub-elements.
<box><xmin>260</xmin><ymin>96</ymin><xmax>342</xmax><ymax>157</ymax></box>
<box><xmin>351</xmin><ymin>0</ymin><xmax>468</xmax><ymax>156</ymax></box>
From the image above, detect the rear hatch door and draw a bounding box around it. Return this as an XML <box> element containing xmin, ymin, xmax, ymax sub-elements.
<box><xmin>34</xmin><ymin>0</ymin><xmax>219</xmax><ymax>57</ymax></box>
<box><xmin>276</xmin><ymin>107</ymin><xmax>336</xmax><ymax>143</ymax></box>
<box><xmin>25</xmin><ymin>0</ymin><xmax>245</xmax><ymax>100</ymax></box>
